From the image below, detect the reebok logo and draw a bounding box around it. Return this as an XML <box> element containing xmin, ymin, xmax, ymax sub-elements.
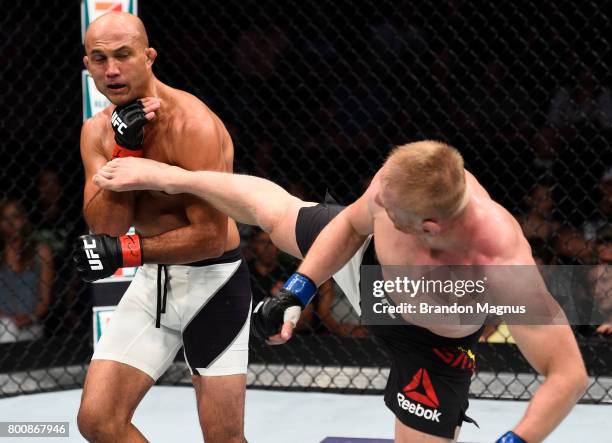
<box><xmin>83</xmin><ymin>238</ymin><xmax>103</xmax><ymax>271</ymax></box>
<box><xmin>111</xmin><ymin>111</ymin><xmax>127</xmax><ymax>135</ymax></box>
<box><xmin>403</xmin><ymin>368</ymin><xmax>439</xmax><ymax>408</ymax></box>
<box><xmin>397</xmin><ymin>368</ymin><xmax>441</xmax><ymax>422</ymax></box>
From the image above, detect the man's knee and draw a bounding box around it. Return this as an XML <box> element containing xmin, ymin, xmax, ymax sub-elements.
<box><xmin>256</xmin><ymin>192</ymin><xmax>303</xmax><ymax>234</ymax></box>
<box><xmin>77</xmin><ymin>402</ymin><xmax>126</xmax><ymax>442</ymax></box>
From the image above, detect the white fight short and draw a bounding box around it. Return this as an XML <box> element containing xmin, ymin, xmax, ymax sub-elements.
<box><xmin>93</xmin><ymin>248</ymin><xmax>252</xmax><ymax>380</ymax></box>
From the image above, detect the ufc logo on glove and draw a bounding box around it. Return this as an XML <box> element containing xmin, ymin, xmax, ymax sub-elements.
<box><xmin>111</xmin><ymin>111</ymin><xmax>128</xmax><ymax>135</ymax></box>
<box><xmin>83</xmin><ymin>238</ymin><xmax>103</xmax><ymax>270</ymax></box>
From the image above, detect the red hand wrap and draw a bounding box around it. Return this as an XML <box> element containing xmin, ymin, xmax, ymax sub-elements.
<box><xmin>119</xmin><ymin>234</ymin><xmax>143</xmax><ymax>268</ymax></box>
<box><xmin>112</xmin><ymin>145</ymin><xmax>144</xmax><ymax>159</ymax></box>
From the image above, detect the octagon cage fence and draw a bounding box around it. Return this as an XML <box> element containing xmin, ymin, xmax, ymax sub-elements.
<box><xmin>0</xmin><ymin>0</ymin><xmax>610</xmax><ymax>405</ymax></box>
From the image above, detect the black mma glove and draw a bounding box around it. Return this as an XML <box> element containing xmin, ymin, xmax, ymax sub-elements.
<box><xmin>251</xmin><ymin>272</ymin><xmax>317</xmax><ymax>339</ymax></box>
<box><xmin>111</xmin><ymin>100</ymin><xmax>148</xmax><ymax>158</ymax></box>
<box><xmin>251</xmin><ymin>289</ymin><xmax>302</xmax><ymax>339</ymax></box>
<box><xmin>73</xmin><ymin>233</ymin><xmax>143</xmax><ymax>282</ymax></box>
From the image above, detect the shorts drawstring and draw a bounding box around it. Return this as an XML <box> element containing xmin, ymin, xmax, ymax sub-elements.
<box><xmin>156</xmin><ymin>264</ymin><xmax>169</xmax><ymax>328</ymax></box>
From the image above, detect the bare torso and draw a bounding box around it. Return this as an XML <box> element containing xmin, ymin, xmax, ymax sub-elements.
<box><xmin>368</xmin><ymin>172</ymin><xmax>532</xmax><ymax>337</ymax></box>
<box><xmin>94</xmin><ymin>83</ymin><xmax>240</xmax><ymax>252</ymax></box>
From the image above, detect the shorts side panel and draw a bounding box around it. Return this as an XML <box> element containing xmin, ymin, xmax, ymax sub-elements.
<box><xmin>182</xmin><ymin>259</ymin><xmax>252</xmax><ymax>375</ymax></box>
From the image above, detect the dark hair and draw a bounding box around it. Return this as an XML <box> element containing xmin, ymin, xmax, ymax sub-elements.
<box><xmin>0</xmin><ymin>199</ymin><xmax>37</xmax><ymax>270</ymax></box>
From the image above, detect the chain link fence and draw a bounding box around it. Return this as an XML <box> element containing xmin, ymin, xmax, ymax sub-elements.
<box><xmin>1</xmin><ymin>0</ymin><xmax>610</xmax><ymax>403</ymax></box>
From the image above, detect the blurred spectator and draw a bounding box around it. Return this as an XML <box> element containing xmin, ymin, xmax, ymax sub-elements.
<box><xmin>535</xmin><ymin>70</ymin><xmax>612</xmax><ymax>172</ymax></box>
<box><xmin>554</xmin><ymin>227</ymin><xmax>592</xmax><ymax>264</ymax></box>
<box><xmin>530</xmin><ymin>128</ymin><xmax>558</xmax><ymax>174</ymax></box>
<box><xmin>555</xmin><ymin>168</ymin><xmax>612</xmax><ymax>264</ymax></box>
<box><xmin>0</xmin><ymin>199</ymin><xmax>54</xmax><ymax>342</ymax></box>
<box><xmin>531</xmin><ymin>70</ymin><xmax>610</xmax><ymax>177</ymax></box>
<box><xmin>247</xmin><ymin>229</ymin><xmax>366</xmax><ymax>337</ymax></box>
<box><xmin>31</xmin><ymin>167</ymin><xmax>75</xmax><ymax>255</ymax></box>
<box><xmin>30</xmin><ymin>167</ymin><xmax>85</xmax><ymax>334</ymax></box>
<box><xmin>34</xmin><ymin>168</ymin><xmax>62</xmax><ymax>226</ymax></box>
<box><xmin>597</xmin><ymin>242</ymin><xmax>612</xmax><ymax>264</ymax></box>
<box><xmin>583</xmin><ymin>167</ymin><xmax>612</xmax><ymax>244</ymax></box>
<box><xmin>296</xmin><ymin>280</ymin><xmax>368</xmax><ymax>337</ymax></box>
<box><xmin>547</xmin><ymin>70</ymin><xmax>612</xmax><ymax>130</ymax></box>
<box><xmin>518</xmin><ymin>182</ymin><xmax>561</xmax><ymax>243</ymax></box>
<box><xmin>591</xmin><ymin>225</ymin><xmax>612</xmax><ymax>335</ymax></box>
<box><xmin>589</xmin><ymin>264</ymin><xmax>612</xmax><ymax>335</ymax></box>
<box><xmin>247</xmin><ymin>229</ymin><xmax>291</xmax><ymax>307</ymax></box>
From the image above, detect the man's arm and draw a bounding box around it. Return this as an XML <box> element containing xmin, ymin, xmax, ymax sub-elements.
<box><xmin>251</xmin><ymin>177</ymin><xmax>377</xmax><ymax>342</ymax></box>
<box><xmin>506</xmin><ymin>322</ymin><xmax>588</xmax><ymax>442</ymax></box>
<box><xmin>296</xmin><ymin>176</ymin><xmax>378</xmax><ymax>285</ymax></box>
<box><xmin>137</xmin><ymin>118</ymin><xmax>230</xmax><ymax>263</ymax></box>
<box><xmin>495</xmin><ymin>241</ymin><xmax>588</xmax><ymax>442</ymax></box>
<box><xmin>81</xmin><ymin>117</ymin><xmax>135</xmax><ymax>236</ymax></box>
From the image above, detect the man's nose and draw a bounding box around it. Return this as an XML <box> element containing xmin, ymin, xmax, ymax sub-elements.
<box><xmin>105</xmin><ymin>58</ymin><xmax>120</xmax><ymax>77</ymax></box>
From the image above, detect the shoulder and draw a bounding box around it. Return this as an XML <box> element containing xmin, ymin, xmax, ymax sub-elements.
<box><xmin>477</xmin><ymin>200</ymin><xmax>532</xmax><ymax>264</ymax></box>
<box><xmin>166</xmin><ymin>90</ymin><xmax>227</xmax><ymax>169</ymax></box>
<box><xmin>170</xmin><ymin>89</ymin><xmax>218</xmax><ymax>139</ymax></box>
<box><xmin>85</xmin><ymin>106</ymin><xmax>113</xmax><ymax>130</ymax></box>
<box><xmin>81</xmin><ymin>108</ymin><xmax>112</xmax><ymax>143</ymax></box>
<box><xmin>465</xmin><ymin>171</ymin><xmax>529</xmax><ymax>262</ymax></box>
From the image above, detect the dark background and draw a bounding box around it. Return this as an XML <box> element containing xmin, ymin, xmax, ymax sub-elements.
<box><xmin>0</xmin><ymin>0</ymin><xmax>610</xmax><ymax>400</ymax></box>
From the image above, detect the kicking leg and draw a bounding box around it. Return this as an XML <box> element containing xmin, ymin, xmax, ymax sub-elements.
<box><xmin>95</xmin><ymin>158</ymin><xmax>315</xmax><ymax>257</ymax></box>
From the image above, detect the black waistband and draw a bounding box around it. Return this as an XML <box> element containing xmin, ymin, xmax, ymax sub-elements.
<box><xmin>180</xmin><ymin>248</ymin><xmax>243</xmax><ymax>267</ymax></box>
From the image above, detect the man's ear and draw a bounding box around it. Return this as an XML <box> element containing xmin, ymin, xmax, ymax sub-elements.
<box><xmin>145</xmin><ymin>48</ymin><xmax>157</xmax><ymax>66</ymax></box>
<box><xmin>83</xmin><ymin>55</ymin><xmax>89</xmax><ymax>69</ymax></box>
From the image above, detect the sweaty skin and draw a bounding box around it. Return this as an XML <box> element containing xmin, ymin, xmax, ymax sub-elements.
<box><xmin>78</xmin><ymin>13</ymin><xmax>246</xmax><ymax>443</ymax></box>
<box><xmin>295</xmin><ymin>169</ymin><xmax>587</xmax><ymax>443</ymax></box>
<box><xmin>94</xmin><ymin>156</ymin><xmax>588</xmax><ymax>443</ymax></box>
<box><xmin>81</xmin><ymin>13</ymin><xmax>239</xmax><ymax>264</ymax></box>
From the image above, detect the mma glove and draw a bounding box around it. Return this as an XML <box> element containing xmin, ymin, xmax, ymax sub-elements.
<box><xmin>111</xmin><ymin>100</ymin><xmax>148</xmax><ymax>158</ymax></box>
<box><xmin>73</xmin><ymin>233</ymin><xmax>143</xmax><ymax>282</ymax></box>
<box><xmin>496</xmin><ymin>431</ymin><xmax>527</xmax><ymax>443</ymax></box>
<box><xmin>251</xmin><ymin>272</ymin><xmax>317</xmax><ymax>339</ymax></box>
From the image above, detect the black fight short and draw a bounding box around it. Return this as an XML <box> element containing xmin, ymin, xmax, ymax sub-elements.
<box><xmin>372</xmin><ymin>324</ymin><xmax>480</xmax><ymax>438</ymax></box>
<box><xmin>295</xmin><ymin>203</ymin><xmax>480</xmax><ymax>438</ymax></box>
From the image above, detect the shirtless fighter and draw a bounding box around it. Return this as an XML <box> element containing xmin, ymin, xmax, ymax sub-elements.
<box><xmin>93</xmin><ymin>141</ymin><xmax>588</xmax><ymax>443</ymax></box>
<box><xmin>72</xmin><ymin>12</ymin><xmax>250</xmax><ymax>443</ymax></box>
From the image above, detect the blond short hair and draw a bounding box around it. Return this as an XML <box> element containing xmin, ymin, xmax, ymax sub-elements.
<box><xmin>381</xmin><ymin>140</ymin><xmax>466</xmax><ymax>220</ymax></box>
